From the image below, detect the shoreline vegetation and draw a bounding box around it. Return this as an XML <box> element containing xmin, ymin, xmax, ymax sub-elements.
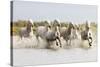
<box><xmin>11</xmin><ymin>20</ymin><xmax>97</xmax><ymax>36</ymax></box>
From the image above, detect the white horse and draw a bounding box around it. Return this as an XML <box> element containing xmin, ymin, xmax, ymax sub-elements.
<box><xmin>60</xmin><ymin>22</ymin><xmax>82</xmax><ymax>48</ymax></box>
<box><xmin>69</xmin><ymin>24</ymin><xmax>82</xmax><ymax>48</ymax></box>
<box><xmin>18</xmin><ymin>19</ymin><xmax>34</xmax><ymax>40</ymax></box>
<box><xmin>13</xmin><ymin>19</ymin><xmax>38</xmax><ymax>48</ymax></box>
<box><xmin>60</xmin><ymin>23</ymin><xmax>74</xmax><ymax>46</ymax></box>
<box><xmin>35</xmin><ymin>20</ymin><xmax>61</xmax><ymax>49</ymax></box>
<box><xmin>81</xmin><ymin>21</ymin><xmax>93</xmax><ymax>48</ymax></box>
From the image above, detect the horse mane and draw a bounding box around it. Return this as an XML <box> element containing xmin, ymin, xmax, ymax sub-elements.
<box><xmin>67</xmin><ymin>23</ymin><xmax>74</xmax><ymax>35</ymax></box>
<box><xmin>26</xmin><ymin>22</ymin><xmax>33</xmax><ymax>33</ymax></box>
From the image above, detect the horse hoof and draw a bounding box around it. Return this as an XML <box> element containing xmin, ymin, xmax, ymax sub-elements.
<box><xmin>89</xmin><ymin>45</ymin><xmax>93</xmax><ymax>48</ymax></box>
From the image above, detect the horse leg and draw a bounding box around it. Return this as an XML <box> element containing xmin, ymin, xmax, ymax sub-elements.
<box><xmin>46</xmin><ymin>40</ymin><xmax>51</xmax><ymax>49</ymax></box>
<box><xmin>36</xmin><ymin>34</ymin><xmax>39</xmax><ymax>42</ymax></box>
<box><xmin>88</xmin><ymin>37</ymin><xmax>93</xmax><ymax>47</ymax></box>
<box><xmin>17</xmin><ymin>31</ymin><xmax>23</xmax><ymax>41</ymax></box>
<box><xmin>57</xmin><ymin>37</ymin><xmax>62</xmax><ymax>47</ymax></box>
<box><xmin>35</xmin><ymin>34</ymin><xmax>40</xmax><ymax>48</ymax></box>
<box><xmin>67</xmin><ymin>39</ymin><xmax>71</xmax><ymax>46</ymax></box>
<box><xmin>88</xmin><ymin>39</ymin><xmax>92</xmax><ymax>47</ymax></box>
<box><xmin>55</xmin><ymin>39</ymin><xmax>59</xmax><ymax>46</ymax></box>
<box><xmin>89</xmin><ymin>42</ymin><xmax>92</xmax><ymax>47</ymax></box>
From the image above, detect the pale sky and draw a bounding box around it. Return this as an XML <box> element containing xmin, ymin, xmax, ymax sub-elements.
<box><xmin>12</xmin><ymin>1</ymin><xmax>97</xmax><ymax>23</ymax></box>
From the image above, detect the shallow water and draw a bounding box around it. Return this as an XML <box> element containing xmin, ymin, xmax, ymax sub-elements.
<box><xmin>12</xmin><ymin>35</ymin><xmax>97</xmax><ymax>66</ymax></box>
<box><xmin>12</xmin><ymin>35</ymin><xmax>82</xmax><ymax>49</ymax></box>
<box><xmin>13</xmin><ymin>48</ymin><xmax>97</xmax><ymax>66</ymax></box>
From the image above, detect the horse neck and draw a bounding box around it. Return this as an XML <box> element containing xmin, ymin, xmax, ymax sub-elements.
<box><xmin>84</xmin><ymin>28</ymin><xmax>90</xmax><ymax>34</ymax></box>
<box><xmin>55</xmin><ymin>26</ymin><xmax>60</xmax><ymax>36</ymax></box>
<box><xmin>76</xmin><ymin>29</ymin><xmax>80</xmax><ymax>34</ymax></box>
<box><xmin>30</xmin><ymin>26</ymin><xmax>33</xmax><ymax>32</ymax></box>
<box><xmin>47</xmin><ymin>27</ymin><xmax>52</xmax><ymax>32</ymax></box>
<box><xmin>67</xmin><ymin>27</ymin><xmax>71</xmax><ymax>35</ymax></box>
<box><xmin>26</xmin><ymin>26</ymin><xmax>31</xmax><ymax>33</ymax></box>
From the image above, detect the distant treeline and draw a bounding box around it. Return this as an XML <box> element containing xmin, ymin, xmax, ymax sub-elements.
<box><xmin>12</xmin><ymin>20</ymin><xmax>97</xmax><ymax>27</ymax></box>
<box><xmin>12</xmin><ymin>20</ymin><xmax>69</xmax><ymax>27</ymax></box>
<box><xmin>11</xmin><ymin>20</ymin><xmax>97</xmax><ymax>35</ymax></box>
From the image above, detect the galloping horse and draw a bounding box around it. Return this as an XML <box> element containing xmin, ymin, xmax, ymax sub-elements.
<box><xmin>35</xmin><ymin>20</ymin><xmax>62</xmax><ymax>48</ymax></box>
<box><xmin>60</xmin><ymin>22</ymin><xmax>75</xmax><ymax>46</ymax></box>
<box><xmin>70</xmin><ymin>24</ymin><xmax>81</xmax><ymax>40</ymax></box>
<box><xmin>19</xmin><ymin>19</ymin><xmax>34</xmax><ymax>40</ymax></box>
<box><xmin>81</xmin><ymin>21</ymin><xmax>93</xmax><ymax>47</ymax></box>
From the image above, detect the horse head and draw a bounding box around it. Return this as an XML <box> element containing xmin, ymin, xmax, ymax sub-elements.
<box><xmin>85</xmin><ymin>21</ymin><xmax>91</xmax><ymax>31</ymax></box>
<box><xmin>27</xmin><ymin>19</ymin><xmax>34</xmax><ymax>33</ymax></box>
<box><xmin>67</xmin><ymin>22</ymin><xmax>74</xmax><ymax>35</ymax></box>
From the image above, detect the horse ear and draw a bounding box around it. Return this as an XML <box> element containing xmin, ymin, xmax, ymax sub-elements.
<box><xmin>86</xmin><ymin>21</ymin><xmax>90</xmax><ymax>28</ymax></box>
<box><xmin>29</xmin><ymin>19</ymin><xmax>33</xmax><ymax>24</ymax></box>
